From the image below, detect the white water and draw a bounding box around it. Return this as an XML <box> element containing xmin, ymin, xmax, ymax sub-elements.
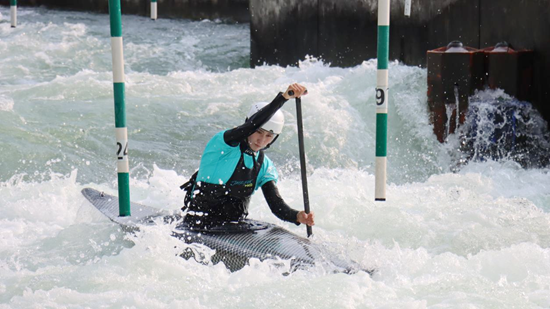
<box><xmin>1</xmin><ymin>7</ymin><xmax>550</xmax><ymax>309</ymax></box>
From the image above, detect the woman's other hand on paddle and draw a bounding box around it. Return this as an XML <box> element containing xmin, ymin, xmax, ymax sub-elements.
<box><xmin>297</xmin><ymin>211</ymin><xmax>315</xmax><ymax>226</ymax></box>
<box><xmin>283</xmin><ymin>83</ymin><xmax>308</xmax><ymax>100</ymax></box>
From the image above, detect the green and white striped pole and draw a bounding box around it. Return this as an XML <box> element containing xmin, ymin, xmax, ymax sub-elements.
<box><xmin>108</xmin><ymin>0</ymin><xmax>131</xmax><ymax>216</ymax></box>
<box><xmin>151</xmin><ymin>0</ymin><xmax>158</xmax><ymax>20</ymax></box>
<box><xmin>10</xmin><ymin>0</ymin><xmax>17</xmax><ymax>28</ymax></box>
<box><xmin>375</xmin><ymin>0</ymin><xmax>390</xmax><ymax>201</ymax></box>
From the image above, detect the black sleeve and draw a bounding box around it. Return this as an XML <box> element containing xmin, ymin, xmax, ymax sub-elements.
<box><xmin>261</xmin><ymin>180</ymin><xmax>300</xmax><ymax>225</ymax></box>
<box><xmin>223</xmin><ymin>92</ymin><xmax>288</xmax><ymax>146</ymax></box>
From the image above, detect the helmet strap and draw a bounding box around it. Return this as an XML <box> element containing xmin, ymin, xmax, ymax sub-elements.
<box><xmin>263</xmin><ymin>134</ymin><xmax>279</xmax><ymax>150</ymax></box>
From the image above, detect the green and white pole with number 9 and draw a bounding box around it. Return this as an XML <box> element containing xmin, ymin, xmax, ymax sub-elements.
<box><xmin>375</xmin><ymin>0</ymin><xmax>389</xmax><ymax>201</ymax></box>
<box><xmin>151</xmin><ymin>0</ymin><xmax>157</xmax><ymax>20</ymax></box>
<box><xmin>10</xmin><ymin>0</ymin><xmax>17</xmax><ymax>28</ymax></box>
<box><xmin>108</xmin><ymin>0</ymin><xmax>131</xmax><ymax>216</ymax></box>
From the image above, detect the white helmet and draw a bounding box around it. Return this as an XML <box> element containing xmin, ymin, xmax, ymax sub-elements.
<box><xmin>247</xmin><ymin>102</ymin><xmax>285</xmax><ymax>134</ymax></box>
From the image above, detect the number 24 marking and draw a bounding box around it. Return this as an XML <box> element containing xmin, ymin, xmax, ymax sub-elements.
<box><xmin>117</xmin><ymin>142</ymin><xmax>128</xmax><ymax>160</ymax></box>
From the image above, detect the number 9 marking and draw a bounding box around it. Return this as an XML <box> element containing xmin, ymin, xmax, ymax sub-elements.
<box><xmin>376</xmin><ymin>88</ymin><xmax>385</xmax><ymax>106</ymax></box>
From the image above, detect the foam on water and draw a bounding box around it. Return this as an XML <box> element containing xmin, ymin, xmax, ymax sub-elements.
<box><xmin>2</xmin><ymin>166</ymin><xmax>550</xmax><ymax>308</ymax></box>
<box><xmin>2</xmin><ymin>7</ymin><xmax>550</xmax><ymax>309</ymax></box>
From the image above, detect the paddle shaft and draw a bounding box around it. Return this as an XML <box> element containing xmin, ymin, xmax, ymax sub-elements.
<box><xmin>295</xmin><ymin>96</ymin><xmax>313</xmax><ymax>237</ymax></box>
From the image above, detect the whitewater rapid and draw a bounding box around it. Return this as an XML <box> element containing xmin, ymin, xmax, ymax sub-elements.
<box><xmin>1</xmin><ymin>7</ymin><xmax>550</xmax><ymax>308</ymax></box>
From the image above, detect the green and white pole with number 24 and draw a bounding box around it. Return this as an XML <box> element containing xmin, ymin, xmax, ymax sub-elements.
<box><xmin>375</xmin><ymin>0</ymin><xmax>389</xmax><ymax>201</ymax></box>
<box><xmin>108</xmin><ymin>0</ymin><xmax>131</xmax><ymax>216</ymax></box>
<box><xmin>10</xmin><ymin>0</ymin><xmax>17</xmax><ymax>28</ymax></box>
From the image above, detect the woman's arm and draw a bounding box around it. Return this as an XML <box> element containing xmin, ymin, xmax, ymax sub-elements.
<box><xmin>223</xmin><ymin>83</ymin><xmax>308</xmax><ymax>146</ymax></box>
<box><xmin>261</xmin><ymin>180</ymin><xmax>300</xmax><ymax>225</ymax></box>
<box><xmin>223</xmin><ymin>92</ymin><xmax>287</xmax><ymax>146</ymax></box>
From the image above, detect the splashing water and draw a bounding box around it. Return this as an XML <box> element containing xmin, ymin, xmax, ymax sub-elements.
<box><xmin>455</xmin><ymin>89</ymin><xmax>550</xmax><ymax>168</ymax></box>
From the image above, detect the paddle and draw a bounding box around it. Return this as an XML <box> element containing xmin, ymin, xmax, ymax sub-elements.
<box><xmin>290</xmin><ymin>90</ymin><xmax>313</xmax><ymax>238</ymax></box>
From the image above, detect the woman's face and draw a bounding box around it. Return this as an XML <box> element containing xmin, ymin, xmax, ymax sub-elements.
<box><xmin>248</xmin><ymin>128</ymin><xmax>276</xmax><ymax>151</ymax></box>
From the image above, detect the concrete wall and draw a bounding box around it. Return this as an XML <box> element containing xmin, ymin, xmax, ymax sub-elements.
<box><xmin>250</xmin><ymin>0</ymin><xmax>480</xmax><ymax>67</ymax></box>
<box><xmin>0</xmin><ymin>0</ymin><xmax>250</xmax><ymax>22</ymax></box>
<box><xmin>479</xmin><ymin>0</ymin><xmax>550</xmax><ymax>125</ymax></box>
<box><xmin>250</xmin><ymin>0</ymin><xmax>550</xmax><ymax>124</ymax></box>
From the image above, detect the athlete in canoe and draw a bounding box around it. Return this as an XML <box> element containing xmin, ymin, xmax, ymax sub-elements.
<box><xmin>181</xmin><ymin>83</ymin><xmax>315</xmax><ymax>229</ymax></box>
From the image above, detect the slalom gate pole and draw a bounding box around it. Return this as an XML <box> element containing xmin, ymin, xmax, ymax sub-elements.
<box><xmin>404</xmin><ymin>0</ymin><xmax>411</xmax><ymax>17</ymax></box>
<box><xmin>151</xmin><ymin>0</ymin><xmax>157</xmax><ymax>20</ymax></box>
<box><xmin>375</xmin><ymin>0</ymin><xmax>390</xmax><ymax>202</ymax></box>
<box><xmin>10</xmin><ymin>0</ymin><xmax>17</xmax><ymax>28</ymax></box>
<box><xmin>108</xmin><ymin>0</ymin><xmax>131</xmax><ymax>216</ymax></box>
<box><xmin>295</xmin><ymin>96</ymin><xmax>313</xmax><ymax>237</ymax></box>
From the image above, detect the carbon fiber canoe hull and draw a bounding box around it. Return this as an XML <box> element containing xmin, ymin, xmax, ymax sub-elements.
<box><xmin>82</xmin><ymin>188</ymin><xmax>370</xmax><ymax>274</ymax></box>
